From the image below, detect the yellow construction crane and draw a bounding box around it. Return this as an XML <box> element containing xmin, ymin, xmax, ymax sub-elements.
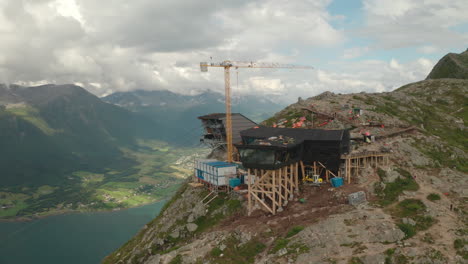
<box><xmin>200</xmin><ymin>60</ymin><xmax>313</xmax><ymax>163</ymax></box>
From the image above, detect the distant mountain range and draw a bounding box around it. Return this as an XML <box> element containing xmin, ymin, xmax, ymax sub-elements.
<box><xmin>102</xmin><ymin>90</ymin><xmax>286</xmax><ymax>145</ymax></box>
<box><xmin>0</xmin><ymin>84</ymin><xmax>158</xmax><ymax>188</ymax></box>
<box><xmin>426</xmin><ymin>48</ymin><xmax>468</xmax><ymax>80</ymax></box>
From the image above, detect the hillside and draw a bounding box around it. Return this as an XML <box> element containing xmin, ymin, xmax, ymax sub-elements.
<box><xmin>103</xmin><ymin>90</ymin><xmax>285</xmax><ymax>145</ymax></box>
<box><xmin>0</xmin><ymin>84</ymin><xmax>204</xmax><ymax>219</ymax></box>
<box><xmin>104</xmin><ymin>79</ymin><xmax>467</xmax><ymax>264</ymax></box>
<box><xmin>426</xmin><ymin>49</ymin><xmax>468</xmax><ymax>79</ymax></box>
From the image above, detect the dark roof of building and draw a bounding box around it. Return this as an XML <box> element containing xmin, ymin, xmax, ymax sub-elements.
<box><xmin>238</xmin><ymin>127</ymin><xmax>348</xmax><ymax>148</ymax></box>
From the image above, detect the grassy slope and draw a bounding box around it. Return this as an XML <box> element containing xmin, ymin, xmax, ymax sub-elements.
<box><xmin>370</xmin><ymin>79</ymin><xmax>467</xmax><ymax>171</ymax></box>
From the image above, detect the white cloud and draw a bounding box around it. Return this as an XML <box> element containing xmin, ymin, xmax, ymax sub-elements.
<box><xmin>0</xmin><ymin>0</ymin><xmax>346</xmax><ymax>97</ymax></box>
<box><xmin>342</xmin><ymin>46</ymin><xmax>370</xmax><ymax>59</ymax></box>
<box><xmin>361</xmin><ymin>0</ymin><xmax>468</xmax><ymax>49</ymax></box>
<box><xmin>418</xmin><ymin>45</ymin><xmax>439</xmax><ymax>54</ymax></box>
<box><xmin>0</xmin><ymin>0</ymin><xmax>458</xmax><ymax>106</ymax></box>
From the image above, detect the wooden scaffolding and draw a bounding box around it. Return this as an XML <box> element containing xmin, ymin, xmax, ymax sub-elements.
<box><xmin>247</xmin><ymin>162</ymin><xmax>300</xmax><ymax>215</ymax></box>
<box><xmin>341</xmin><ymin>151</ymin><xmax>389</xmax><ymax>184</ymax></box>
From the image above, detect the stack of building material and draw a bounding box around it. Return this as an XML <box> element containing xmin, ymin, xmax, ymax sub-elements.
<box><xmin>194</xmin><ymin>160</ymin><xmax>237</xmax><ymax>186</ymax></box>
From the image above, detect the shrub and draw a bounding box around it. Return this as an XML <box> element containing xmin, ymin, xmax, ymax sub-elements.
<box><xmin>427</xmin><ymin>193</ymin><xmax>441</xmax><ymax>201</ymax></box>
<box><xmin>376</xmin><ymin>169</ymin><xmax>419</xmax><ymax>206</ymax></box>
<box><xmin>270</xmin><ymin>238</ymin><xmax>289</xmax><ymax>253</ymax></box>
<box><xmin>393</xmin><ymin>199</ymin><xmax>436</xmax><ymax>239</ymax></box>
<box><xmin>286</xmin><ymin>226</ymin><xmax>305</xmax><ymax>238</ymax></box>
<box><xmin>168</xmin><ymin>255</ymin><xmax>182</xmax><ymax>264</ymax></box>
<box><xmin>210</xmin><ymin>247</ymin><xmax>222</xmax><ymax>257</ymax></box>
<box><xmin>454</xmin><ymin>238</ymin><xmax>468</xmax><ymax>250</ymax></box>
<box><xmin>398</xmin><ymin>223</ymin><xmax>417</xmax><ymax>239</ymax></box>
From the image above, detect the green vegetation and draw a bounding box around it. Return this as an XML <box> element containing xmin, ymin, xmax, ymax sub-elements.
<box><xmin>384</xmin><ymin>248</ymin><xmax>409</xmax><ymax>264</ymax></box>
<box><xmin>374</xmin><ymin>168</ymin><xmax>419</xmax><ymax>206</ymax></box>
<box><xmin>427</xmin><ymin>51</ymin><xmax>468</xmax><ymax>79</ymax></box>
<box><xmin>0</xmin><ymin>139</ymin><xmax>200</xmax><ymax>219</ymax></box>
<box><xmin>194</xmin><ymin>194</ymin><xmax>242</xmax><ymax>234</ymax></box>
<box><xmin>340</xmin><ymin>242</ymin><xmax>367</xmax><ymax>254</ymax></box>
<box><xmin>348</xmin><ymin>257</ymin><xmax>364</xmax><ymax>264</ymax></box>
<box><xmin>1</xmin><ymin>85</ymin><xmax>209</xmax><ymax>218</ymax></box>
<box><xmin>426</xmin><ymin>193</ymin><xmax>441</xmax><ymax>201</ymax></box>
<box><xmin>210</xmin><ymin>247</ymin><xmax>223</xmax><ymax>257</ymax></box>
<box><xmin>377</xmin><ymin>168</ymin><xmax>386</xmax><ymax>181</ymax></box>
<box><xmin>168</xmin><ymin>254</ymin><xmax>183</xmax><ymax>264</ymax></box>
<box><xmin>368</xmin><ymin>80</ymin><xmax>468</xmax><ymax>172</ymax></box>
<box><xmin>286</xmin><ymin>225</ymin><xmax>305</xmax><ymax>238</ymax></box>
<box><xmin>6</xmin><ymin>106</ymin><xmax>57</xmax><ymax>135</ymax></box>
<box><xmin>269</xmin><ymin>236</ymin><xmax>309</xmax><ymax>258</ymax></box>
<box><xmin>106</xmin><ymin>187</ymin><xmax>244</xmax><ymax>264</ymax></box>
<box><xmin>391</xmin><ymin>199</ymin><xmax>436</xmax><ymax>239</ymax></box>
<box><xmin>271</xmin><ymin>238</ymin><xmax>290</xmax><ymax>253</ymax></box>
<box><xmin>454</xmin><ymin>238</ymin><xmax>468</xmax><ymax>259</ymax></box>
<box><xmin>421</xmin><ymin>233</ymin><xmax>434</xmax><ymax>244</ymax></box>
<box><xmin>208</xmin><ymin>236</ymin><xmax>266</xmax><ymax>264</ymax></box>
<box><xmin>102</xmin><ymin>182</ymin><xmax>193</xmax><ymax>264</ymax></box>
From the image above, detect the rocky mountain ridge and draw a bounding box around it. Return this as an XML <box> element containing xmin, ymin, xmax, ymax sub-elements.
<box><xmin>426</xmin><ymin>49</ymin><xmax>468</xmax><ymax>80</ymax></box>
<box><xmin>104</xmin><ymin>75</ymin><xmax>468</xmax><ymax>263</ymax></box>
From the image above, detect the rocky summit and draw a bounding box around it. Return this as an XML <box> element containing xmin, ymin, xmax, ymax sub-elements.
<box><xmin>104</xmin><ymin>55</ymin><xmax>467</xmax><ymax>264</ymax></box>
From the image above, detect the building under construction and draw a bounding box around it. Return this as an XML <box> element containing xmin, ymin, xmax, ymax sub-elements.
<box><xmin>198</xmin><ymin>113</ymin><xmax>257</xmax><ymax>150</ymax></box>
<box><xmin>194</xmin><ymin>124</ymin><xmax>389</xmax><ymax>214</ymax></box>
<box><xmin>236</xmin><ymin>127</ymin><xmax>350</xmax><ymax>173</ymax></box>
<box><xmin>233</xmin><ymin>127</ymin><xmax>351</xmax><ymax>214</ymax></box>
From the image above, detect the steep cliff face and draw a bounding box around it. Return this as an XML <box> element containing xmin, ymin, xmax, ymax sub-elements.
<box><xmin>106</xmin><ymin>78</ymin><xmax>467</xmax><ymax>264</ymax></box>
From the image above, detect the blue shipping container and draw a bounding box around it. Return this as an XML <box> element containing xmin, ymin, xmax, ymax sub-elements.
<box><xmin>229</xmin><ymin>178</ymin><xmax>241</xmax><ymax>188</ymax></box>
<box><xmin>331</xmin><ymin>177</ymin><xmax>344</xmax><ymax>188</ymax></box>
<box><xmin>197</xmin><ymin>169</ymin><xmax>204</xmax><ymax>180</ymax></box>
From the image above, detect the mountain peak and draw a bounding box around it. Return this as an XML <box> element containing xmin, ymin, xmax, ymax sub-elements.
<box><xmin>426</xmin><ymin>49</ymin><xmax>468</xmax><ymax>80</ymax></box>
<box><xmin>9</xmin><ymin>84</ymin><xmax>99</xmax><ymax>105</ymax></box>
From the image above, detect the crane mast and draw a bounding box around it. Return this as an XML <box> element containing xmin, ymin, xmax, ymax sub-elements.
<box><xmin>200</xmin><ymin>60</ymin><xmax>313</xmax><ymax>163</ymax></box>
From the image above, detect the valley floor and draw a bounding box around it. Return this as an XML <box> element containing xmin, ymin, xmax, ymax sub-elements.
<box><xmin>0</xmin><ymin>141</ymin><xmax>209</xmax><ymax>221</ymax></box>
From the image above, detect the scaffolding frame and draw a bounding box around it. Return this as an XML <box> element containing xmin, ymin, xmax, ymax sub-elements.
<box><xmin>247</xmin><ymin>162</ymin><xmax>300</xmax><ymax>215</ymax></box>
<box><xmin>341</xmin><ymin>151</ymin><xmax>389</xmax><ymax>184</ymax></box>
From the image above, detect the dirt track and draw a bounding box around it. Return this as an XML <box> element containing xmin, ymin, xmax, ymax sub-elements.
<box><xmin>218</xmin><ymin>183</ymin><xmax>366</xmax><ymax>236</ymax></box>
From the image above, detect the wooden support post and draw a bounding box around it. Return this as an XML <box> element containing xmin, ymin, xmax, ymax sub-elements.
<box><xmin>288</xmin><ymin>166</ymin><xmax>292</xmax><ymax>199</ymax></box>
<box><xmin>295</xmin><ymin>162</ymin><xmax>299</xmax><ymax>192</ymax></box>
<box><xmin>348</xmin><ymin>159</ymin><xmax>351</xmax><ymax>184</ymax></box>
<box><xmin>272</xmin><ymin>170</ymin><xmax>276</xmax><ymax>215</ymax></box>
<box><xmin>247</xmin><ymin>169</ymin><xmax>252</xmax><ymax>216</ymax></box>
<box><xmin>251</xmin><ymin>192</ymin><xmax>273</xmax><ymax>214</ymax></box>
<box><xmin>278</xmin><ymin>168</ymin><xmax>283</xmax><ymax>209</ymax></box>
<box><xmin>300</xmin><ymin>160</ymin><xmax>306</xmax><ymax>185</ymax></box>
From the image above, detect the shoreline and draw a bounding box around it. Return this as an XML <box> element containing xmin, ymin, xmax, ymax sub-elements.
<box><xmin>0</xmin><ymin>198</ymin><xmax>168</xmax><ymax>223</ymax></box>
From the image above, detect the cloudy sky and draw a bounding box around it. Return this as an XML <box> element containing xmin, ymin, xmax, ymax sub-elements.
<box><xmin>0</xmin><ymin>0</ymin><xmax>467</xmax><ymax>103</ymax></box>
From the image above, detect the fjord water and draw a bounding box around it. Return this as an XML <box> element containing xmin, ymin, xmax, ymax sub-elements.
<box><xmin>0</xmin><ymin>200</ymin><xmax>166</xmax><ymax>264</ymax></box>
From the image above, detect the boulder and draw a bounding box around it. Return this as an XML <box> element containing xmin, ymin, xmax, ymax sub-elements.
<box><xmin>402</xmin><ymin>218</ymin><xmax>416</xmax><ymax>226</ymax></box>
<box><xmin>385</xmin><ymin>169</ymin><xmax>401</xmax><ymax>183</ymax></box>
<box><xmin>348</xmin><ymin>191</ymin><xmax>367</xmax><ymax>205</ymax></box>
<box><xmin>186</xmin><ymin>223</ymin><xmax>198</xmax><ymax>232</ymax></box>
<box><xmin>170</xmin><ymin>230</ymin><xmax>180</xmax><ymax>239</ymax></box>
<box><xmin>361</xmin><ymin>254</ymin><xmax>386</xmax><ymax>264</ymax></box>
